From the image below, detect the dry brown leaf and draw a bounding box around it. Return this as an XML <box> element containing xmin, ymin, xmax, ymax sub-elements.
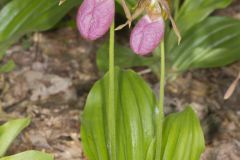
<box><xmin>224</xmin><ymin>72</ymin><xmax>240</xmax><ymax>100</ymax></box>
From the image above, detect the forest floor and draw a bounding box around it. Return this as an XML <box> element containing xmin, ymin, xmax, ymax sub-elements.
<box><xmin>0</xmin><ymin>1</ymin><xmax>240</xmax><ymax>160</ymax></box>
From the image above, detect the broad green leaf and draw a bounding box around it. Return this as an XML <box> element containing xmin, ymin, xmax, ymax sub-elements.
<box><xmin>0</xmin><ymin>118</ymin><xmax>30</xmax><ymax>157</ymax></box>
<box><xmin>0</xmin><ymin>60</ymin><xmax>15</xmax><ymax>73</ymax></box>
<box><xmin>0</xmin><ymin>0</ymin><xmax>82</xmax><ymax>54</ymax></box>
<box><xmin>81</xmin><ymin>68</ymin><xmax>157</xmax><ymax>160</ymax></box>
<box><xmin>161</xmin><ymin>106</ymin><xmax>205</xmax><ymax>160</ymax></box>
<box><xmin>176</xmin><ymin>0</ymin><xmax>232</xmax><ymax>33</ymax></box>
<box><xmin>81</xmin><ymin>68</ymin><xmax>205</xmax><ymax>160</ymax></box>
<box><xmin>167</xmin><ymin>0</ymin><xmax>232</xmax><ymax>50</ymax></box>
<box><xmin>170</xmin><ymin>17</ymin><xmax>240</xmax><ymax>72</ymax></box>
<box><xmin>0</xmin><ymin>150</ymin><xmax>53</xmax><ymax>160</ymax></box>
<box><xmin>97</xmin><ymin>42</ymin><xmax>158</xmax><ymax>72</ymax></box>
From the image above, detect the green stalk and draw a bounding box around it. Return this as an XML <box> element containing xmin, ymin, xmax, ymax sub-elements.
<box><xmin>159</xmin><ymin>39</ymin><xmax>165</xmax><ymax>128</ymax></box>
<box><xmin>108</xmin><ymin>21</ymin><xmax>116</xmax><ymax>160</ymax></box>
<box><xmin>155</xmin><ymin>40</ymin><xmax>165</xmax><ymax>160</ymax></box>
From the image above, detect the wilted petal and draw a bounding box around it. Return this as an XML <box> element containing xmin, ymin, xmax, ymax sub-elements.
<box><xmin>130</xmin><ymin>15</ymin><xmax>164</xmax><ymax>55</ymax></box>
<box><xmin>77</xmin><ymin>0</ymin><xmax>115</xmax><ymax>40</ymax></box>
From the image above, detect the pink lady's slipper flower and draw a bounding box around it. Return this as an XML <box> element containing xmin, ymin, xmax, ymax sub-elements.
<box><xmin>77</xmin><ymin>0</ymin><xmax>115</xmax><ymax>40</ymax></box>
<box><xmin>130</xmin><ymin>15</ymin><xmax>164</xmax><ymax>55</ymax></box>
<box><xmin>117</xmin><ymin>0</ymin><xmax>181</xmax><ymax>55</ymax></box>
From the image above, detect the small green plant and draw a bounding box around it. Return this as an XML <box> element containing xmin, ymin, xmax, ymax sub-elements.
<box><xmin>0</xmin><ymin>118</ymin><xmax>53</xmax><ymax>160</ymax></box>
<box><xmin>77</xmin><ymin>0</ymin><xmax>205</xmax><ymax>159</ymax></box>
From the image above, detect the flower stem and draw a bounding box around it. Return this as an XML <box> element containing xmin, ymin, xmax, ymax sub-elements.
<box><xmin>108</xmin><ymin>21</ymin><xmax>116</xmax><ymax>160</ymax></box>
<box><xmin>155</xmin><ymin>40</ymin><xmax>165</xmax><ymax>160</ymax></box>
<box><xmin>159</xmin><ymin>39</ymin><xmax>165</xmax><ymax>128</ymax></box>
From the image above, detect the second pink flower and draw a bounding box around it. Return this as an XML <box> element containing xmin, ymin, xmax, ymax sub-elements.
<box><xmin>77</xmin><ymin>0</ymin><xmax>115</xmax><ymax>40</ymax></box>
<box><xmin>130</xmin><ymin>15</ymin><xmax>165</xmax><ymax>55</ymax></box>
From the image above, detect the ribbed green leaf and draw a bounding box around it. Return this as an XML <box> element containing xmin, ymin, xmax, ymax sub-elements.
<box><xmin>176</xmin><ymin>0</ymin><xmax>232</xmax><ymax>33</ymax></box>
<box><xmin>97</xmin><ymin>42</ymin><xmax>157</xmax><ymax>73</ymax></box>
<box><xmin>81</xmin><ymin>69</ymin><xmax>205</xmax><ymax>160</ymax></box>
<box><xmin>161</xmin><ymin>107</ymin><xmax>205</xmax><ymax>160</ymax></box>
<box><xmin>170</xmin><ymin>17</ymin><xmax>240</xmax><ymax>72</ymax></box>
<box><xmin>167</xmin><ymin>0</ymin><xmax>232</xmax><ymax>49</ymax></box>
<box><xmin>0</xmin><ymin>118</ymin><xmax>30</xmax><ymax>157</ymax></box>
<box><xmin>0</xmin><ymin>0</ymin><xmax>81</xmax><ymax>55</ymax></box>
<box><xmin>81</xmin><ymin>68</ymin><xmax>156</xmax><ymax>160</ymax></box>
<box><xmin>0</xmin><ymin>150</ymin><xmax>53</xmax><ymax>160</ymax></box>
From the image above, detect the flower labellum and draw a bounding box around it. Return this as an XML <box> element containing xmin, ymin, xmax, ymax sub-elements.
<box><xmin>130</xmin><ymin>15</ymin><xmax>165</xmax><ymax>55</ymax></box>
<box><xmin>77</xmin><ymin>0</ymin><xmax>115</xmax><ymax>40</ymax></box>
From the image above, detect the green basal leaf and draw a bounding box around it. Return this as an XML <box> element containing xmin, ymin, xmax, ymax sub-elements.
<box><xmin>167</xmin><ymin>0</ymin><xmax>232</xmax><ymax>49</ymax></box>
<box><xmin>0</xmin><ymin>60</ymin><xmax>15</xmax><ymax>73</ymax></box>
<box><xmin>0</xmin><ymin>118</ymin><xmax>30</xmax><ymax>157</ymax></box>
<box><xmin>97</xmin><ymin>42</ymin><xmax>158</xmax><ymax>73</ymax></box>
<box><xmin>81</xmin><ymin>68</ymin><xmax>205</xmax><ymax>160</ymax></box>
<box><xmin>0</xmin><ymin>0</ymin><xmax>82</xmax><ymax>55</ymax></box>
<box><xmin>170</xmin><ymin>17</ymin><xmax>240</xmax><ymax>72</ymax></box>
<box><xmin>81</xmin><ymin>68</ymin><xmax>156</xmax><ymax>160</ymax></box>
<box><xmin>161</xmin><ymin>106</ymin><xmax>205</xmax><ymax>160</ymax></box>
<box><xmin>0</xmin><ymin>150</ymin><xmax>53</xmax><ymax>160</ymax></box>
<box><xmin>176</xmin><ymin>0</ymin><xmax>232</xmax><ymax>33</ymax></box>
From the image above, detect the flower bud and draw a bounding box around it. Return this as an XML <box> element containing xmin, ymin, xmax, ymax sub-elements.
<box><xmin>77</xmin><ymin>0</ymin><xmax>115</xmax><ymax>40</ymax></box>
<box><xmin>130</xmin><ymin>15</ymin><xmax>165</xmax><ymax>55</ymax></box>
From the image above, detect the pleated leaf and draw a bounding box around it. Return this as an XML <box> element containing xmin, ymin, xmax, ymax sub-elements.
<box><xmin>81</xmin><ymin>68</ymin><xmax>157</xmax><ymax>160</ymax></box>
<box><xmin>170</xmin><ymin>17</ymin><xmax>240</xmax><ymax>72</ymax></box>
<box><xmin>167</xmin><ymin>0</ymin><xmax>232</xmax><ymax>49</ymax></box>
<box><xmin>175</xmin><ymin>0</ymin><xmax>232</xmax><ymax>34</ymax></box>
<box><xmin>81</xmin><ymin>69</ymin><xmax>205</xmax><ymax>160</ymax></box>
<box><xmin>161</xmin><ymin>106</ymin><xmax>205</xmax><ymax>160</ymax></box>
<box><xmin>0</xmin><ymin>118</ymin><xmax>30</xmax><ymax>157</ymax></box>
<box><xmin>0</xmin><ymin>150</ymin><xmax>53</xmax><ymax>160</ymax></box>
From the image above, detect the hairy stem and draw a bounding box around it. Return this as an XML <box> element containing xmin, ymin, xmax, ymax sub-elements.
<box><xmin>155</xmin><ymin>40</ymin><xmax>165</xmax><ymax>160</ymax></box>
<box><xmin>108</xmin><ymin>21</ymin><xmax>116</xmax><ymax>160</ymax></box>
